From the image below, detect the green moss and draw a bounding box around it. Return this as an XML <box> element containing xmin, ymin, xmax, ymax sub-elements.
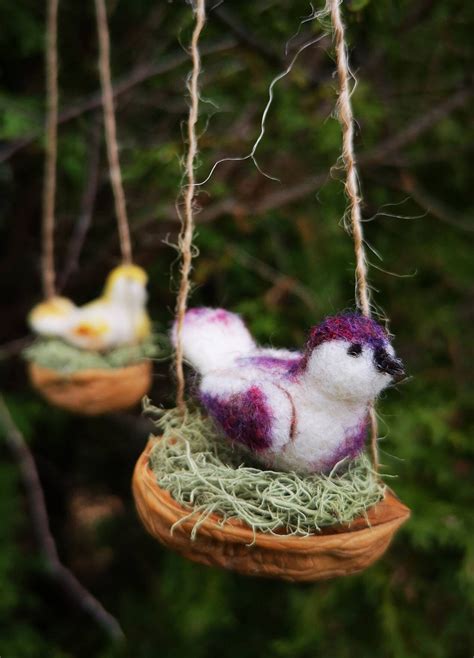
<box><xmin>146</xmin><ymin>403</ymin><xmax>386</xmax><ymax>538</ymax></box>
<box><xmin>23</xmin><ymin>334</ymin><xmax>169</xmax><ymax>373</ymax></box>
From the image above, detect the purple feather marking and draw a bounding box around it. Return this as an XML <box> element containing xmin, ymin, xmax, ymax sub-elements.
<box><xmin>200</xmin><ymin>385</ymin><xmax>273</xmax><ymax>452</ymax></box>
<box><xmin>186</xmin><ymin>307</ymin><xmax>236</xmax><ymax>325</ymax></box>
<box><xmin>299</xmin><ymin>313</ymin><xmax>389</xmax><ymax>371</ymax></box>
<box><xmin>237</xmin><ymin>355</ymin><xmax>302</xmax><ymax>372</ymax></box>
<box><xmin>186</xmin><ymin>307</ymin><xmax>208</xmax><ymax>317</ymax></box>
<box><xmin>309</xmin><ymin>313</ymin><xmax>387</xmax><ymax>349</ymax></box>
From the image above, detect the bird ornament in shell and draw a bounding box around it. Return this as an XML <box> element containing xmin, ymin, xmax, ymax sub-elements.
<box><xmin>173</xmin><ymin>308</ymin><xmax>405</xmax><ymax>474</ymax></box>
<box><xmin>29</xmin><ymin>265</ymin><xmax>151</xmax><ymax>351</ymax></box>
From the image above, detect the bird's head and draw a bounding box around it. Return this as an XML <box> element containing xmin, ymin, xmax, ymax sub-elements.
<box><xmin>301</xmin><ymin>313</ymin><xmax>405</xmax><ymax>403</ymax></box>
<box><xmin>103</xmin><ymin>264</ymin><xmax>148</xmax><ymax>307</ymax></box>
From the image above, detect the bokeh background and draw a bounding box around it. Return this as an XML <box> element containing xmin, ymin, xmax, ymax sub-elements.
<box><xmin>0</xmin><ymin>1</ymin><xmax>473</xmax><ymax>656</ymax></box>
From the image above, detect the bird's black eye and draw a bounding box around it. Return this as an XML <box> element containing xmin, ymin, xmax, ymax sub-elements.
<box><xmin>347</xmin><ymin>343</ymin><xmax>362</xmax><ymax>357</ymax></box>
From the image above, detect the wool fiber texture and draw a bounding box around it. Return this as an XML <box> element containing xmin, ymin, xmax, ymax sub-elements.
<box><xmin>146</xmin><ymin>403</ymin><xmax>386</xmax><ymax>539</ymax></box>
<box><xmin>29</xmin><ymin>265</ymin><xmax>151</xmax><ymax>351</ymax></box>
<box><xmin>171</xmin><ymin>307</ymin><xmax>404</xmax><ymax>474</ymax></box>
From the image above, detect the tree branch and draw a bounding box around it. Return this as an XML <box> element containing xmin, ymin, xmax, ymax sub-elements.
<box><xmin>0</xmin><ymin>395</ymin><xmax>125</xmax><ymax>643</ymax></box>
<box><xmin>77</xmin><ymin>82</ymin><xmax>474</xmax><ymax>264</ymax></box>
<box><xmin>211</xmin><ymin>5</ymin><xmax>282</xmax><ymax>68</ymax></box>
<box><xmin>0</xmin><ymin>38</ymin><xmax>236</xmax><ymax>163</ymax></box>
<box><xmin>228</xmin><ymin>245</ymin><xmax>318</xmax><ymax>311</ymax></box>
<box><xmin>362</xmin><ymin>85</ymin><xmax>473</xmax><ymax>164</ymax></box>
<box><xmin>399</xmin><ymin>171</ymin><xmax>474</xmax><ymax>234</ymax></box>
<box><xmin>196</xmin><ymin>85</ymin><xmax>474</xmax><ymax>222</ymax></box>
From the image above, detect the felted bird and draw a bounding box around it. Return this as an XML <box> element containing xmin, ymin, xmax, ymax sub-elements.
<box><xmin>29</xmin><ymin>264</ymin><xmax>151</xmax><ymax>351</ymax></box>
<box><xmin>172</xmin><ymin>307</ymin><xmax>405</xmax><ymax>474</ymax></box>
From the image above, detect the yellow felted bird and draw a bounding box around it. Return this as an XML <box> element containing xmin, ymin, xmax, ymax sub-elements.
<box><xmin>29</xmin><ymin>265</ymin><xmax>151</xmax><ymax>351</ymax></box>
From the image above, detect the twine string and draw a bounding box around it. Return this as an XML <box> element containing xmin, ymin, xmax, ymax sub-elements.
<box><xmin>329</xmin><ymin>0</ymin><xmax>379</xmax><ymax>469</ymax></box>
<box><xmin>42</xmin><ymin>0</ymin><xmax>59</xmax><ymax>299</ymax></box>
<box><xmin>172</xmin><ymin>0</ymin><xmax>381</xmax><ymax>464</ymax></box>
<box><xmin>174</xmin><ymin>0</ymin><xmax>206</xmax><ymax>413</ymax></box>
<box><xmin>94</xmin><ymin>0</ymin><xmax>132</xmax><ymax>264</ymax></box>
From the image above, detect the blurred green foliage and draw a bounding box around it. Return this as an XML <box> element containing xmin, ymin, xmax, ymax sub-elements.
<box><xmin>0</xmin><ymin>1</ymin><xmax>473</xmax><ymax>656</ymax></box>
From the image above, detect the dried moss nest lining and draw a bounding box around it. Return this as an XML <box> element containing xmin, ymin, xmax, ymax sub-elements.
<box><xmin>146</xmin><ymin>404</ymin><xmax>386</xmax><ymax>538</ymax></box>
<box><xmin>24</xmin><ymin>335</ymin><xmax>166</xmax><ymax>373</ymax></box>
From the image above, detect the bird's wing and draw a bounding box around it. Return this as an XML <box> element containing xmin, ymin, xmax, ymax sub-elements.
<box><xmin>255</xmin><ymin>347</ymin><xmax>301</xmax><ymax>360</ymax></box>
<box><xmin>69</xmin><ymin>318</ymin><xmax>111</xmax><ymax>340</ymax></box>
<box><xmin>237</xmin><ymin>347</ymin><xmax>302</xmax><ymax>374</ymax></box>
<box><xmin>65</xmin><ymin>305</ymin><xmax>112</xmax><ymax>350</ymax></box>
<box><xmin>200</xmin><ymin>371</ymin><xmax>293</xmax><ymax>455</ymax></box>
<box><xmin>69</xmin><ymin>298</ymin><xmax>148</xmax><ymax>348</ymax></box>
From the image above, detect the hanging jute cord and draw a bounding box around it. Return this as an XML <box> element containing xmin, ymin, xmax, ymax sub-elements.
<box><xmin>94</xmin><ymin>0</ymin><xmax>133</xmax><ymax>264</ymax></box>
<box><xmin>174</xmin><ymin>0</ymin><xmax>206</xmax><ymax>413</ymax></box>
<box><xmin>329</xmin><ymin>0</ymin><xmax>379</xmax><ymax>470</ymax></box>
<box><xmin>172</xmin><ymin>0</ymin><xmax>380</xmax><ymax>465</ymax></box>
<box><xmin>42</xmin><ymin>0</ymin><xmax>59</xmax><ymax>299</ymax></box>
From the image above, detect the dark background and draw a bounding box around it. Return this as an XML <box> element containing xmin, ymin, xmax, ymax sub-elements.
<box><xmin>0</xmin><ymin>1</ymin><xmax>473</xmax><ymax>656</ymax></box>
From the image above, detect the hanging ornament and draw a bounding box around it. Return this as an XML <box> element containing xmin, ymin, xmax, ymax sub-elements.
<box><xmin>133</xmin><ymin>0</ymin><xmax>410</xmax><ymax>581</ymax></box>
<box><xmin>170</xmin><ymin>309</ymin><xmax>405</xmax><ymax>475</ymax></box>
<box><xmin>25</xmin><ymin>0</ymin><xmax>154</xmax><ymax>415</ymax></box>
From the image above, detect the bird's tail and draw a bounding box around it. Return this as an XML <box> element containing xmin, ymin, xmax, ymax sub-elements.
<box><xmin>28</xmin><ymin>297</ymin><xmax>76</xmax><ymax>337</ymax></box>
<box><xmin>171</xmin><ymin>307</ymin><xmax>255</xmax><ymax>375</ymax></box>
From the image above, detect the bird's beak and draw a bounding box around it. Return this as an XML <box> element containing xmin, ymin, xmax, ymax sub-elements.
<box><xmin>374</xmin><ymin>347</ymin><xmax>406</xmax><ymax>383</ymax></box>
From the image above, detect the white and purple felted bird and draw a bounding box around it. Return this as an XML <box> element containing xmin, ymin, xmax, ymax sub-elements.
<box><xmin>172</xmin><ymin>308</ymin><xmax>405</xmax><ymax>474</ymax></box>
